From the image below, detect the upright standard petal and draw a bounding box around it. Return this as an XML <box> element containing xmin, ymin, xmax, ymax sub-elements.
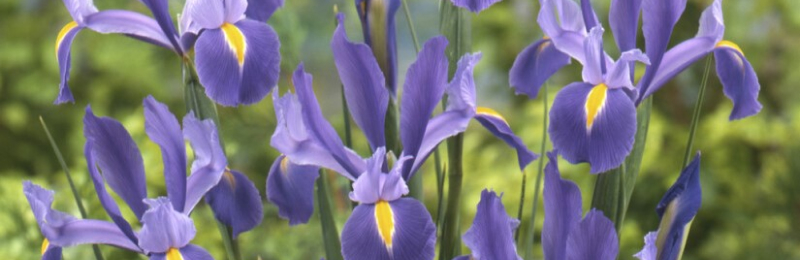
<box><xmin>332</xmin><ymin>13</ymin><xmax>389</xmax><ymax>150</ymax></box>
<box><xmin>714</xmin><ymin>45</ymin><xmax>762</xmax><ymax>120</ymax></box>
<box><xmin>450</xmin><ymin>0</ymin><xmax>501</xmax><ymax>13</ymax></box>
<box><xmin>399</xmin><ymin>36</ymin><xmax>448</xmax><ymax>174</ymax></box>
<box><xmin>54</xmin><ymin>22</ymin><xmax>82</xmax><ymax>104</ymax></box>
<box><xmin>85</xmin><ymin>143</ymin><xmax>139</xmax><ymax>244</ymax></box>
<box><xmin>293</xmin><ymin>64</ymin><xmax>364</xmax><ymax>177</ymax></box>
<box><xmin>61</xmin><ymin>0</ymin><xmax>97</xmax><ymax>23</ymax></box>
<box><xmin>653</xmin><ymin>153</ymin><xmax>702</xmax><ymax>260</ymax></box>
<box><xmin>461</xmin><ymin>190</ymin><xmax>522</xmax><ymax>260</ymax></box>
<box><xmin>137</xmin><ymin>198</ymin><xmax>196</xmax><ymax>254</ymax></box>
<box><xmin>84</xmin><ymin>10</ymin><xmax>176</xmax><ymax>51</ymax></box>
<box><xmin>537</xmin><ymin>0</ymin><xmax>588</xmax><ymax>64</ymax></box>
<box><xmin>354</xmin><ymin>0</ymin><xmax>400</xmax><ymax>94</ymax></box>
<box><xmin>341</xmin><ymin>198</ymin><xmax>436</xmax><ymax>260</ymax></box>
<box><xmin>194</xmin><ymin>19</ymin><xmax>280</xmax><ymax>106</ymax></box>
<box><xmin>474</xmin><ymin>108</ymin><xmax>537</xmax><ymax>170</ymax></box>
<box><xmin>245</xmin><ymin>0</ymin><xmax>283</xmax><ymax>22</ymax></box>
<box><xmin>183</xmin><ymin>113</ymin><xmax>227</xmax><ymax>213</ymax></box>
<box><xmin>605</xmin><ymin>49</ymin><xmax>650</xmax><ymax>89</ymax></box>
<box><xmin>637</xmin><ymin>0</ymin><xmax>688</xmax><ymax>97</ymax></box>
<box><xmin>581</xmin><ymin>27</ymin><xmax>605</xmax><ymax>85</ymax></box>
<box><xmin>144</xmin><ymin>96</ymin><xmax>187</xmax><ymax>212</ymax></box>
<box><xmin>548</xmin><ymin>83</ymin><xmax>637</xmax><ymax>173</ymax></box>
<box><xmin>509</xmin><ymin>38</ymin><xmax>571</xmax><ymax>99</ymax></box>
<box><xmin>140</xmin><ymin>0</ymin><xmax>183</xmax><ymax>53</ymax></box>
<box><xmin>609</xmin><ymin>0</ymin><xmax>642</xmax><ymax>52</ymax></box>
<box><xmin>350</xmin><ymin>148</ymin><xmax>409</xmax><ymax>204</ymax></box>
<box><xmin>266</xmin><ymin>155</ymin><xmax>320</xmax><ymax>225</ymax></box>
<box><xmin>564</xmin><ymin>209</ymin><xmax>619</xmax><ymax>260</ymax></box>
<box><xmin>205</xmin><ymin>169</ymin><xmax>264</xmax><ymax>237</ymax></box>
<box><xmin>23</xmin><ymin>182</ymin><xmax>141</xmax><ymax>251</ymax></box>
<box><xmin>542</xmin><ymin>151</ymin><xmax>583</xmax><ymax>260</ymax></box>
<box><xmin>185</xmin><ymin>0</ymin><xmax>225</xmax><ymax>29</ymax></box>
<box><xmin>83</xmin><ymin>106</ymin><xmax>148</xmax><ymax>219</ymax></box>
<box><xmin>579</xmin><ymin>0</ymin><xmax>600</xmax><ymax>31</ymax></box>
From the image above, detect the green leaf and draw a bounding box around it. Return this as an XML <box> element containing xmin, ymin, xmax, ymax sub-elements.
<box><xmin>316</xmin><ymin>171</ymin><xmax>344</xmax><ymax>260</ymax></box>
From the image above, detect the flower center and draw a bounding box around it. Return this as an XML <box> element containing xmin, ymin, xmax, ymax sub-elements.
<box><xmin>166</xmin><ymin>247</ymin><xmax>184</xmax><ymax>260</ymax></box>
<box><xmin>374</xmin><ymin>200</ymin><xmax>395</xmax><ymax>249</ymax></box>
<box><xmin>585</xmin><ymin>83</ymin><xmax>608</xmax><ymax>131</ymax></box>
<box><xmin>221</xmin><ymin>23</ymin><xmax>246</xmax><ymax>67</ymax></box>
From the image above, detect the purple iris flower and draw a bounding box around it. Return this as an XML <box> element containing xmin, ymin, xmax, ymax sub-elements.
<box><xmin>266</xmin><ymin>13</ymin><xmax>535</xmax><ymax>226</ymax></box>
<box><xmin>510</xmin><ymin>0</ymin><xmax>761</xmax><ymax>173</ymax></box>
<box><xmin>23</xmin><ymin>181</ymin><xmax>64</xmax><ymax>260</ymax></box>
<box><xmin>542</xmin><ymin>151</ymin><xmax>619</xmax><ymax>260</ymax></box>
<box><xmin>55</xmin><ymin>0</ymin><xmax>282</xmax><ymax>106</ymax></box>
<box><xmin>635</xmin><ymin>153</ymin><xmax>702</xmax><ymax>260</ymax></box>
<box><xmin>450</xmin><ymin>0</ymin><xmax>503</xmax><ymax>13</ymax></box>
<box><xmin>355</xmin><ymin>0</ymin><xmax>400</xmax><ymax>94</ymax></box>
<box><xmin>454</xmin><ymin>189</ymin><xmax>522</xmax><ymax>260</ymax></box>
<box><xmin>24</xmin><ymin>96</ymin><xmax>232</xmax><ymax>259</ymax></box>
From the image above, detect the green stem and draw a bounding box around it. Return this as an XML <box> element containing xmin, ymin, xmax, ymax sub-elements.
<box><xmin>401</xmin><ymin>0</ymin><xmax>421</xmax><ymax>53</ymax></box>
<box><xmin>682</xmin><ymin>56</ymin><xmax>713</xmax><ymax>168</ymax></box>
<box><xmin>515</xmin><ymin>172</ymin><xmax>527</xmax><ymax>242</ymax></box>
<box><xmin>39</xmin><ymin>117</ymin><xmax>105</xmax><ymax>260</ymax></box>
<box><xmin>317</xmin><ymin>171</ymin><xmax>344</xmax><ymax>260</ymax></box>
<box><xmin>523</xmin><ymin>82</ymin><xmax>548</xmax><ymax>260</ymax></box>
<box><xmin>439</xmin><ymin>133</ymin><xmax>464</xmax><ymax>260</ymax></box>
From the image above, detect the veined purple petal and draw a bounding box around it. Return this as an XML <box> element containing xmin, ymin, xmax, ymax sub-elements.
<box><xmin>653</xmin><ymin>153</ymin><xmax>702</xmax><ymax>260</ymax></box>
<box><xmin>565</xmin><ymin>209</ymin><xmax>619</xmax><ymax>260</ymax></box>
<box><xmin>148</xmin><ymin>244</ymin><xmax>212</xmax><ymax>260</ymax></box>
<box><xmin>606</xmin><ymin>49</ymin><xmax>650</xmax><ymax>89</ymax></box>
<box><xmin>54</xmin><ymin>23</ymin><xmax>81</xmax><ymax>104</ymax></box>
<box><xmin>542</xmin><ymin>151</ymin><xmax>583</xmax><ymax>260</ymax></box>
<box><xmin>509</xmin><ymin>38</ymin><xmax>571</xmax><ymax>99</ymax></box>
<box><xmin>354</xmin><ymin>0</ymin><xmax>400</xmax><ymax>94</ymax></box>
<box><xmin>609</xmin><ymin>0</ymin><xmax>642</xmax><ymax>52</ymax></box>
<box><xmin>140</xmin><ymin>0</ymin><xmax>183</xmax><ymax>53</ymax></box>
<box><xmin>634</xmin><ymin>232</ymin><xmax>658</xmax><ymax>260</ymax></box>
<box><xmin>266</xmin><ymin>155</ymin><xmax>320</xmax><ymax>225</ymax></box>
<box><xmin>293</xmin><ymin>64</ymin><xmax>365</xmax><ymax>177</ymax></box>
<box><xmin>270</xmin><ymin>90</ymin><xmax>363</xmax><ymax>179</ymax></box>
<box><xmin>137</xmin><ymin>198</ymin><xmax>195</xmax><ymax>254</ymax></box>
<box><xmin>42</xmin><ymin>245</ymin><xmax>62</xmax><ymax>260</ymax></box>
<box><xmin>450</xmin><ymin>0</ymin><xmax>501</xmax><ymax>13</ymax></box>
<box><xmin>351</xmin><ymin>148</ymin><xmax>409</xmax><ymax>203</ymax></box>
<box><xmin>83</xmin><ymin>106</ymin><xmax>148</xmax><ymax>219</ymax></box>
<box><xmin>84</xmin><ymin>10</ymin><xmax>176</xmax><ymax>51</ymax></box>
<box><xmin>637</xmin><ymin>0</ymin><xmax>688</xmax><ymax>98</ymax></box>
<box><xmin>205</xmin><ymin>169</ymin><xmax>263</xmax><ymax>238</ymax></box>
<box><xmin>399</xmin><ymin>36</ymin><xmax>448</xmax><ymax>175</ymax></box>
<box><xmin>446</xmin><ymin>53</ymin><xmax>481</xmax><ymax>112</ymax></box>
<box><xmin>474</xmin><ymin>109</ymin><xmax>537</xmax><ymax>170</ymax></box>
<box><xmin>714</xmin><ymin>46</ymin><xmax>762</xmax><ymax>120</ymax></box>
<box><xmin>85</xmin><ymin>142</ymin><xmax>139</xmax><ymax>244</ymax></box>
<box><xmin>185</xmin><ymin>0</ymin><xmax>225</xmax><ymax>29</ymax></box>
<box><xmin>462</xmin><ymin>189</ymin><xmax>522</xmax><ymax>260</ymax></box>
<box><xmin>581</xmin><ymin>26</ymin><xmax>605</xmax><ymax>85</ymax></box>
<box><xmin>183</xmin><ymin>113</ymin><xmax>227</xmax><ymax>213</ymax></box>
<box><xmin>537</xmin><ymin>0</ymin><xmax>588</xmax><ymax>64</ymax></box>
<box><xmin>23</xmin><ymin>182</ymin><xmax>141</xmax><ymax>251</ymax></box>
<box><xmin>332</xmin><ymin>13</ymin><xmax>389</xmax><ymax>150</ymax></box>
<box><xmin>194</xmin><ymin>20</ymin><xmax>280</xmax><ymax>106</ymax></box>
<box><xmin>245</xmin><ymin>0</ymin><xmax>283</xmax><ymax>22</ymax></box>
<box><xmin>143</xmin><ymin>96</ymin><xmax>187</xmax><ymax>212</ymax></box>
<box><xmin>548</xmin><ymin>83</ymin><xmax>637</xmax><ymax>173</ymax></box>
<box><xmin>341</xmin><ymin>198</ymin><xmax>436</xmax><ymax>260</ymax></box>
<box><xmin>579</xmin><ymin>0</ymin><xmax>600</xmax><ymax>31</ymax></box>
<box><xmin>62</xmin><ymin>0</ymin><xmax>97</xmax><ymax>23</ymax></box>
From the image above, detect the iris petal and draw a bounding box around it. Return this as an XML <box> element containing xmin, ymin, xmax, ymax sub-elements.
<box><xmin>85</xmin><ymin>142</ymin><xmax>139</xmax><ymax>244</ymax></box>
<box><xmin>509</xmin><ymin>38</ymin><xmax>571</xmax><ymax>99</ymax></box>
<box><xmin>54</xmin><ymin>22</ymin><xmax>81</xmax><ymax>104</ymax></box>
<box><xmin>564</xmin><ymin>209</ymin><xmax>619</xmax><ymax>260</ymax></box>
<box><xmin>462</xmin><ymin>189</ymin><xmax>522</xmax><ymax>260</ymax></box>
<box><xmin>245</xmin><ymin>0</ymin><xmax>283</xmax><ymax>22</ymax></box>
<box><xmin>450</xmin><ymin>0</ymin><xmax>502</xmax><ymax>13</ymax></box>
<box><xmin>341</xmin><ymin>198</ymin><xmax>436</xmax><ymax>260</ymax></box>
<box><xmin>637</xmin><ymin>0</ymin><xmax>688</xmax><ymax>97</ymax></box>
<box><xmin>713</xmin><ymin>46</ymin><xmax>762</xmax><ymax>120</ymax></box>
<box><xmin>144</xmin><ymin>96</ymin><xmax>187</xmax><ymax>212</ymax></box>
<box><xmin>474</xmin><ymin>108</ymin><xmax>538</xmax><ymax>170</ymax></box>
<box><xmin>183</xmin><ymin>113</ymin><xmax>227</xmax><ymax>213</ymax></box>
<box><xmin>266</xmin><ymin>155</ymin><xmax>320</xmax><ymax>225</ymax></box>
<box><xmin>138</xmin><ymin>198</ymin><xmax>196</xmax><ymax>254</ymax></box>
<box><xmin>609</xmin><ymin>0</ymin><xmax>642</xmax><ymax>52</ymax></box>
<box><xmin>542</xmin><ymin>151</ymin><xmax>583</xmax><ymax>260</ymax></box>
<box><xmin>205</xmin><ymin>169</ymin><xmax>263</xmax><ymax>238</ymax></box>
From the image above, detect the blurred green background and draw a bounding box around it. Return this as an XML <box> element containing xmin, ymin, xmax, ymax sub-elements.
<box><xmin>2</xmin><ymin>0</ymin><xmax>798</xmax><ymax>259</ymax></box>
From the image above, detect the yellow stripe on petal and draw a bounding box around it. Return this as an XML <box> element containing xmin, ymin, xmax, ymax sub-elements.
<box><xmin>715</xmin><ymin>40</ymin><xmax>744</xmax><ymax>56</ymax></box>
<box><xmin>223</xmin><ymin>168</ymin><xmax>237</xmax><ymax>189</ymax></box>
<box><xmin>221</xmin><ymin>23</ymin><xmax>247</xmax><ymax>67</ymax></box>
<box><xmin>55</xmin><ymin>21</ymin><xmax>78</xmax><ymax>56</ymax></box>
<box><xmin>374</xmin><ymin>200</ymin><xmax>395</xmax><ymax>248</ymax></box>
<box><xmin>166</xmin><ymin>247</ymin><xmax>184</xmax><ymax>260</ymax></box>
<box><xmin>476</xmin><ymin>107</ymin><xmax>509</xmax><ymax>124</ymax></box>
<box><xmin>584</xmin><ymin>83</ymin><xmax>608</xmax><ymax>131</ymax></box>
<box><xmin>41</xmin><ymin>238</ymin><xmax>49</xmax><ymax>255</ymax></box>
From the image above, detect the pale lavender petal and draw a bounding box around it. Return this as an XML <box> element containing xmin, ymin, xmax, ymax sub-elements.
<box><xmin>223</xmin><ymin>0</ymin><xmax>248</xmax><ymax>23</ymax></box>
<box><xmin>509</xmin><ymin>38</ymin><xmax>571</xmax><ymax>99</ymax></box>
<box><xmin>183</xmin><ymin>113</ymin><xmax>227</xmax><ymax>213</ymax></box>
<box><xmin>143</xmin><ymin>96</ymin><xmax>187</xmax><ymax>212</ymax></box>
<box><xmin>542</xmin><ymin>151</ymin><xmax>583</xmax><ymax>260</ymax></box>
<box><xmin>634</xmin><ymin>231</ymin><xmax>658</xmax><ymax>260</ymax></box>
<box><xmin>137</xmin><ymin>198</ymin><xmax>195</xmax><ymax>254</ymax></box>
<box><xmin>350</xmin><ymin>148</ymin><xmax>409</xmax><ymax>203</ymax></box>
<box><xmin>581</xmin><ymin>26</ymin><xmax>605</xmax><ymax>85</ymax></box>
<box><xmin>461</xmin><ymin>189</ymin><xmax>522</xmax><ymax>260</ymax></box>
<box><xmin>606</xmin><ymin>49</ymin><xmax>650</xmax><ymax>89</ymax></box>
<box><xmin>84</xmin><ymin>10</ymin><xmax>175</xmax><ymax>51</ymax></box>
<box><xmin>266</xmin><ymin>155</ymin><xmax>319</xmax><ymax>225</ymax></box>
<box><xmin>205</xmin><ymin>169</ymin><xmax>263</xmax><ymax>238</ymax></box>
<box><xmin>537</xmin><ymin>0</ymin><xmax>588</xmax><ymax>64</ymax></box>
<box><xmin>185</xmin><ymin>0</ymin><xmax>225</xmax><ymax>29</ymax></box>
<box><xmin>565</xmin><ymin>209</ymin><xmax>619</xmax><ymax>260</ymax></box>
<box><xmin>61</xmin><ymin>0</ymin><xmax>97</xmax><ymax>23</ymax></box>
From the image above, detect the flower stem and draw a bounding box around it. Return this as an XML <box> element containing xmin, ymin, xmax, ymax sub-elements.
<box><xmin>523</xmin><ymin>82</ymin><xmax>548</xmax><ymax>259</ymax></box>
<box><xmin>317</xmin><ymin>170</ymin><xmax>344</xmax><ymax>260</ymax></box>
<box><xmin>39</xmin><ymin>117</ymin><xmax>105</xmax><ymax>260</ymax></box>
<box><xmin>401</xmin><ymin>0</ymin><xmax>421</xmax><ymax>53</ymax></box>
<box><xmin>682</xmin><ymin>56</ymin><xmax>713</xmax><ymax>168</ymax></box>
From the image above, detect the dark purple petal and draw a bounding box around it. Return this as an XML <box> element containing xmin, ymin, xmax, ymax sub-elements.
<box><xmin>637</xmin><ymin>0</ymin><xmax>688</xmax><ymax>98</ymax></box>
<box><xmin>194</xmin><ymin>20</ymin><xmax>280</xmax><ymax>106</ymax></box>
<box><xmin>140</xmin><ymin>0</ymin><xmax>183</xmax><ymax>53</ymax></box>
<box><xmin>270</xmin><ymin>90</ymin><xmax>364</xmax><ymax>179</ymax></box>
<box><xmin>399</xmin><ymin>36</ymin><xmax>448</xmax><ymax>174</ymax></box>
<box><xmin>332</xmin><ymin>13</ymin><xmax>389</xmax><ymax>150</ymax></box>
<box><xmin>84</xmin><ymin>10</ymin><xmax>176</xmax><ymax>51</ymax></box>
<box><xmin>205</xmin><ymin>169</ymin><xmax>263</xmax><ymax>238</ymax></box>
<box><xmin>179</xmin><ymin>244</ymin><xmax>214</xmax><ymax>260</ymax></box>
<box><xmin>341</xmin><ymin>198</ymin><xmax>436</xmax><ymax>260</ymax></box>
<box><xmin>42</xmin><ymin>245</ymin><xmax>62</xmax><ymax>260</ymax></box>
<box><xmin>509</xmin><ymin>38</ymin><xmax>571</xmax><ymax>99</ymax></box>
<box><xmin>714</xmin><ymin>47</ymin><xmax>762</xmax><ymax>120</ymax></box>
<box><xmin>548</xmin><ymin>83</ymin><xmax>636</xmax><ymax>173</ymax></box>
<box><xmin>579</xmin><ymin>0</ymin><xmax>600</xmax><ymax>31</ymax></box>
<box><xmin>293</xmin><ymin>64</ymin><xmax>364</xmax><ymax>177</ymax></box>
<box><xmin>138</xmin><ymin>198</ymin><xmax>196</xmax><ymax>254</ymax></box>
<box><xmin>85</xmin><ymin>142</ymin><xmax>139</xmax><ymax>245</ymax></box>
<box><xmin>143</xmin><ymin>96</ymin><xmax>187</xmax><ymax>212</ymax></box>
<box><xmin>474</xmin><ymin>110</ymin><xmax>537</xmax><ymax>170</ymax></box>
<box><xmin>542</xmin><ymin>151</ymin><xmax>583</xmax><ymax>260</ymax></box>
<box><xmin>245</xmin><ymin>0</ymin><xmax>283</xmax><ymax>22</ymax></box>
<box><xmin>565</xmin><ymin>209</ymin><xmax>619</xmax><ymax>260</ymax></box>
<box><xmin>350</xmin><ymin>148</ymin><xmax>409</xmax><ymax>204</ymax></box>
<box><xmin>54</xmin><ymin>23</ymin><xmax>81</xmax><ymax>104</ymax></box>
<box><xmin>654</xmin><ymin>153</ymin><xmax>702</xmax><ymax>260</ymax></box>
<box><xmin>183</xmin><ymin>113</ymin><xmax>227</xmax><ymax>213</ymax></box>
<box><xmin>83</xmin><ymin>106</ymin><xmax>148</xmax><ymax>219</ymax></box>
<box><xmin>609</xmin><ymin>0</ymin><xmax>642</xmax><ymax>52</ymax></box>
<box><xmin>462</xmin><ymin>189</ymin><xmax>522</xmax><ymax>260</ymax></box>
<box><xmin>62</xmin><ymin>0</ymin><xmax>97</xmax><ymax>23</ymax></box>
<box><xmin>266</xmin><ymin>155</ymin><xmax>320</xmax><ymax>225</ymax></box>
<box><xmin>634</xmin><ymin>231</ymin><xmax>658</xmax><ymax>260</ymax></box>
<box><xmin>450</xmin><ymin>0</ymin><xmax>501</xmax><ymax>13</ymax></box>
